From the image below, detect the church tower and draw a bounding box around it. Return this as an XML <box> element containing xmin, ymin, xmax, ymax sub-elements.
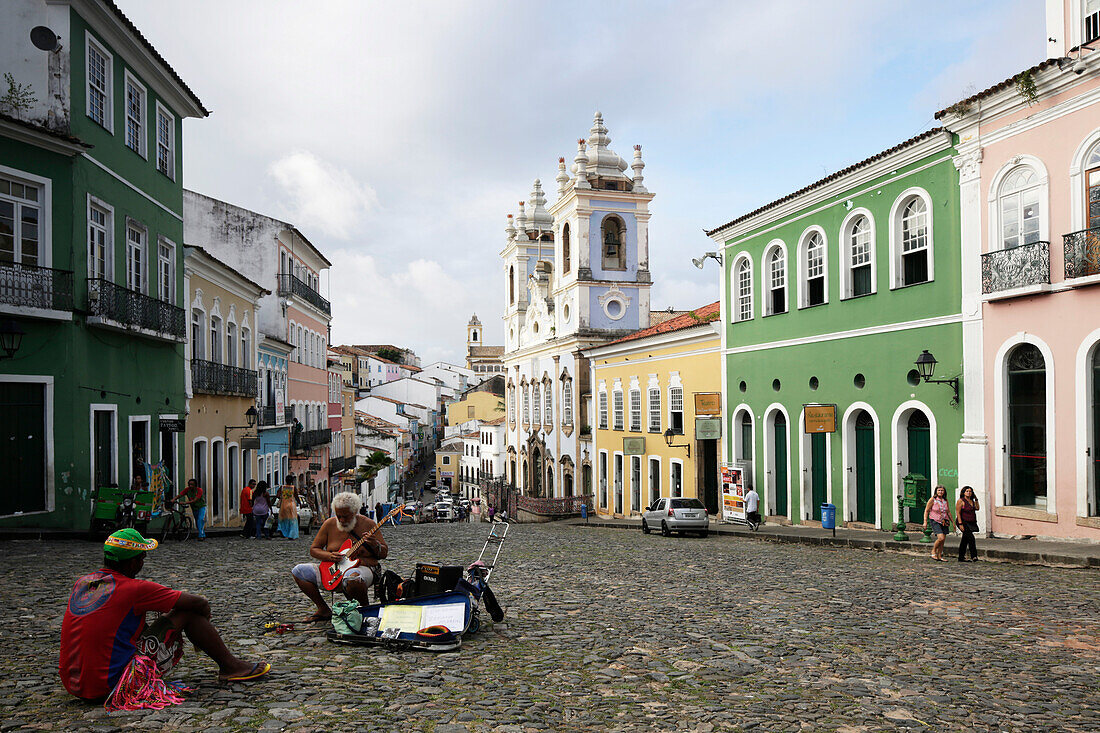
<box><xmin>466</xmin><ymin>314</ymin><xmax>482</xmax><ymax>350</ymax></box>
<box><xmin>548</xmin><ymin>112</ymin><xmax>654</xmax><ymax>339</ymax></box>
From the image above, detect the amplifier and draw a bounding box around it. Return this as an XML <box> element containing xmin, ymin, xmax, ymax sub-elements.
<box><xmin>413</xmin><ymin>562</ymin><xmax>463</xmax><ymax>597</ymax></box>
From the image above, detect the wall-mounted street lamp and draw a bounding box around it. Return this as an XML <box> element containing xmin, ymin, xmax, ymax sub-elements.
<box><xmin>692</xmin><ymin>252</ymin><xmax>724</xmax><ymax>269</ymax></box>
<box><xmin>224</xmin><ymin>405</ymin><xmax>259</xmax><ymax>443</ymax></box>
<box><xmin>914</xmin><ymin>350</ymin><xmax>959</xmax><ymax>406</ymax></box>
<box><xmin>0</xmin><ymin>319</ymin><xmax>26</xmax><ymax>360</ymax></box>
<box><xmin>663</xmin><ymin>428</ymin><xmax>691</xmax><ymax>458</ymax></box>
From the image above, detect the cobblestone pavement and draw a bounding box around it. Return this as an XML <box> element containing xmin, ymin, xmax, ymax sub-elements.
<box><xmin>2</xmin><ymin>522</ymin><xmax>1099</xmax><ymax>732</ymax></box>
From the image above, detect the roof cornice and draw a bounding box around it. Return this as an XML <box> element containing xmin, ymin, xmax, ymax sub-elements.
<box><xmin>0</xmin><ymin>115</ymin><xmax>89</xmax><ymax>156</ymax></box>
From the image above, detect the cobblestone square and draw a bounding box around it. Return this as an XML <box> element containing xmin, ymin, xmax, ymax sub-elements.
<box><xmin>2</xmin><ymin>523</ymin><xmax>1099</xmax><ymax>731</ymax></box>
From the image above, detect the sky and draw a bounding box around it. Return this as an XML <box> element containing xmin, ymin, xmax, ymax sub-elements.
<box><xmin>119</xmin><ymin>0</ymin><xmax>1044</xmax><ymax>365</ymax></box>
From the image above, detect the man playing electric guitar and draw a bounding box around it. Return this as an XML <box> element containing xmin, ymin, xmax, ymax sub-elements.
<box><xmin>291</xmin><ymin>492</ymin><xmax>388</xmax><ymax>623</ymax></box>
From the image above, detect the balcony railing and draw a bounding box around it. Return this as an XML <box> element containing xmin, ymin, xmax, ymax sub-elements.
<box><xmin>293</xmin><ymin>428</ymin><xmax>332</xmax><ymax>451</ymax></box>
<box><xmin>980</xmin><ymin>241</ymin><xmax>1050</xmax><ymax>294</ymax></box>
<box><xmin>330</xmin><ymin>455</ymin><xmax>354</xmax><ymax>473</ymax></box>
<box><xmin>277</xmin><ymin>273</ymin><xmax>330</xmax><ymax>315</ymax></box>
<box><xmin>191</xmin><ymin>359</ymin><xmax>258</xmax><ymax>397</ymax></box>
<box><xmin>0</xmin><ymin>262</ymin><xmax>74</xmax><ymax>313</ymax></box>
<box><xmin>87</xmin><ymin>278</ymin><xmax>186</xmax><ymax>340</ymax></box>
<box><xmin>257</xmin><ymin>405</ymin><xmax>295</xmax><ymax>427</ymax></box>
<box><xmin>1063</xmin><ymin>226</ymin><xmax>1100</xmax><ymax>280</ymax></box>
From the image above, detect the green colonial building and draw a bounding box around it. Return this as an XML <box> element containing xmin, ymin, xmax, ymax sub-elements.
<box><xmin>0</xmin><ymin>0</ymin><xmax>208</xmax><ymax>529</ymax></box>
<box><xmin>707</xmin><ymin>129</ymin><xmax>962</xmax><ymax>529</ymax></box>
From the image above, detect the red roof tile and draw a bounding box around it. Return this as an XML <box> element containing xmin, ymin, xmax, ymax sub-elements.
<box><xmin>602</xmin><ymin>302</ymin><xmax>721</xmax><ymax>347</ymax></box>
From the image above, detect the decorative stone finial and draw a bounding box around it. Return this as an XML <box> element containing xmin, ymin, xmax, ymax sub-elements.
<box><xmin>528</xmin><ymin>179</ymin><xmax>553</xmax><ymax>232</ymax></box>
<box><xmin>505</xmin><ymin>213</ymin><xmax>515</xmax><ymax>240</ymax></box>
<box><xmin>631</xmin><ymin>144</ymin><xmax>647</xmax><ymax>193</ymax></box>
<box><xmin>584</xmin><ymin>112</ymin><xmax>628</xmax><ymax>178</ymax></box>
<box><xmin>515</xmin><ymin>201</ymin><xmax>528</xmax><ymax>232</ymax></box>
<box><xmin>572</xmin><ymin>138</ymin><xmax>591</xmax><ymax>189</ymax></box>
<box><xmin>556</xmin><ymin>157</ymin><xmax>570</xmax><ymax>197</ymax></box>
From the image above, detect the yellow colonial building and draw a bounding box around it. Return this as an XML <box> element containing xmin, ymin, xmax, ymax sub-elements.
<box><xmin>583</xmin><ymin>302</ymin><xmax>722</xmax><ymax>517</ymax></box>
<box><xmin>445</xmin><ymin>378</ymin><xmax>505</xmax><ymax>426</ymax></box>
<box><xmin>435</xmin><ymin>438</ymin><xmax>462</xmax><ymax>494</ymax></box>
<box><xmin>183</xmin><ymin>245</ymin><xmax>268</xmax><ymax>527</ymax></box>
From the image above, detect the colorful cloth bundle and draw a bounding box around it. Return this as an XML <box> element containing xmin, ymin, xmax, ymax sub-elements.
<box><xmin>104</xmin><ymin>654</ymin><xmax>191</xmax><ymax>712</ymax></box>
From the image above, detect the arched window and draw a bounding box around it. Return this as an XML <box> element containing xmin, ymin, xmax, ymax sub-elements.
<box><xmin>509</xmin><ymin>265</ymin><xmax>515</xmax><ymax>305</ymax></box>
<box><xmin>522</xmin><ymin>384</ymin><xmax>530</xmax><ymax>424</ymax></box>
<box><xmin>1086</xmin><ymin>140</ymin><xmax>1100</xmax><ymax>230</ymax></box>
<box><xmin>765</xmin><ymin>245</ymin><xmax>786</xmax><ymax>315</ymax></box>
<box><xmin>801</xmin><ymin>231</ymin><xmax>826</xmax><ymax>307</ymax></box>
<box><xmin>601</xmin><ymin>216</ymin><xmax>626</xmax><ymax>270</ymax></box>
<box><xmin>561</xmin><ymin>377</ymin><xmax>573</xmax><ymax>426</ymax></box>
<box><xmin>1007</xmin><ymin>343</ymin><xmax>1047</xmax><ymax>507</ymax></box>
<box><xmin>544</xmin><ymin>380</ymin><xmax>553</xmax><ymax>425</ymax></box>
<box><xmin>734</xmin><ymin>257</ymin><xmax>753</xmax><ymax>322</ymax></box>
<box><xmin>562</xmin><ymin>223</ymin><xmax>571</xmax><ymax>273</ymax></box>
<box><xmin>845</xmin><ymin>214</ymin><xmax>874</xmax><ymax>298</ymax></box>
<box><xmin>998</xmin><ymin>166</ymin><xmax>1042</xmax><ymax>249</ymax></box>
<box><xmin>532</xmin><ymin>383</ymin><xmax>541</xmax><ymax>424</ymax></box>
<box><xmin>892</xmin><ymin>192</ymin><xmax>932</xmax><ymax>287</ymax></box>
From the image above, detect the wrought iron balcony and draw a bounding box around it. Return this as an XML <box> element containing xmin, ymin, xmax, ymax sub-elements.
<box><xmin>87</xmin><ymin>278</ymin><xmax>186</xmax><ymax>340</ymax></box>
<box><xmin>1063</xmin><ymin>226</ymin><xmax>1100</xmax><ymax>280</ymax></box>
<box><xmin>980</xmin><ymin>241</ymin><xmax>1050</xmax><ymax>295</ymax></box>
<box><xmin>277</xmin><ymin>273</ymin><xmax>330</xmax><ymax>315</ymax></box>
<box><xmin>257</xmin><ymin>405</ymin><xmax>296</xmax><ymax>427</ymax></box>
<box><xmin>190</xmin><ymin>359</ymin><xmax>258</xmax><ymax>397</ymax></box>
<box><xmin>0</xmin><ymin>262</ymin><xmax>74</xmax><ymax>314</ymax></box>
<box><xmin>292</xmin><ymin>427</ymin><xmax>332</xmax><ymax>451</ymax></box>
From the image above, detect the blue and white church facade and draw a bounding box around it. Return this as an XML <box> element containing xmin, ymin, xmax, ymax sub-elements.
<box><xmin>502</xmin><ymin>113</ymin><xmax>654</xmax><ymax>499</ymax></box>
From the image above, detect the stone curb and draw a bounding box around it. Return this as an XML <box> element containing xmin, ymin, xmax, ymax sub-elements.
<box><xmin>574</xmin><ymin>520</ymin><xmax>1100</xmax><ymax>569</ymax></box>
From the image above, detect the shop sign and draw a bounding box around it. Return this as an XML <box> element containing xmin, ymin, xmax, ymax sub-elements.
<box><xmin>441</xmin><ymin>471</ymin><xmax>454</xmax><ymax>478</ymax></box>
<box><xmin>695</xmin><ymin>417</ymin><xmax>722</xmax><ymax>440</ymax></box>
<box><xmin>623</xmin><ymin>436</ymin><xmax>646</xmax><ymax>455</ymax></box>
<box><xmin>241</xmin><ymin>437</ymin><xmax>260</xmax><ymax>450</ymax></box>
<box><xmin>158</xmin><ymin>417</ymin><xmax>185</xmax><ymax>433</ymax></box>
<box><xmin>274</xmin><ymin>388</ymin><xmax>285</xmax><ymax>426</ymax></box>
<box><xmin>694</xmin><ymin>392</ymin><xmax>722</xmax><ymax>416</ymax></box>
<box><xmin>309</xmin><ymin>462</ymin><xmax>322</xmax><ymax>471</ymax></box>
<box><xmin>803</xmin><ymin>404</ymin><xmax>837</xmax><ymax>433</ymax></box>
<box><xmin>721</xmin><ymin>464</ymin><xmax>745</xmax><ymax>522</ymax></box>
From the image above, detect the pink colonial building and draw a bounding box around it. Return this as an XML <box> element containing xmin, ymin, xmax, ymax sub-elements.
<box><xmin>941</xmin><ymin>0</ymin><xmax>1100</xmax><ymax>540</ymax></box>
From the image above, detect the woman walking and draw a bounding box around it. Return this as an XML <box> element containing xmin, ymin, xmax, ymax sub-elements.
<box><xmin>923</xmin><ymin>485</ymin><xmax>953</xmax><ymax>562</ymax></box>
<box><xmin>251</xmin><ymin>481</ymin><xmax>271</xmax><ymax>540</ymax></box>
<box><xmin>955</xmin><ymin>486</ymin><xmax>980</xmax><ymax>562</ymax></box>
<box><xmin>278</xmin><ymin>485</ymin><xmax>299</xmax><ymax>540</ymax></box>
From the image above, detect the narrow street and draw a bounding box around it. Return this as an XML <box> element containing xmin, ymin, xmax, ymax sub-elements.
<box><xmin>4</xmin><ymin>524</ymin><xmax>1098</xmax><ymax>731</ymax></box>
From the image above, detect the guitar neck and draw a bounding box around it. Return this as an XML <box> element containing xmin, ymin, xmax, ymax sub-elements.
<box><xmin>347</xmin><ymin>505</ymin><xmax>401</xmax><ymax>554</ymax></box>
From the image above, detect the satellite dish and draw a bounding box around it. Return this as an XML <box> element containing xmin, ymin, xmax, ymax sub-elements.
<box><xmin>30</xmin><ymin>26</ymin><xmax>62</xmax><ymax>52</ymax></box>
<box><xmin>692</xmin><ymin>257</ymin><xmax>705</xmax><ymax>270</ymax></box>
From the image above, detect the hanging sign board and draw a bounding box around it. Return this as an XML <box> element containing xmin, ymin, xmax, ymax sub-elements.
<box><xmin>694</xmin><ymin>392</ymin><xmax>722</xmax><ymax>417</ymax></box>
<box><xmin>803</xmin><ymin>404</ymin><xmax>837</xmax><ymax>434</ymax></box>
<box><xmin>240</xmin><ymin>436</ymin><xmax>260</xmax><ymax>450</ymax></box>
<box><xmin>158</xmin><ymin>417</ymin><xmax>185</xmax><ymax>433</ymax></box>
<box><xmin>623</xmin><ymin>437</ymin><xmax>646</xmax><ymax>455</ymax></box>
<box><xmin>695</xmin><ymin>417</ymin><xmax>722</xmax><ymax>440</ymax></box>
<box><xmin>309</xmin><ymin>462</ymin><xmax>322</xmax><ymax>471</ymax></box>
<box><xmin>721</xmin><ymin>464</ymin><xmax>745</xmax><ymax>522</ymax></box>
<box><xmin>275</xmin><ymin>388</ymin><xmax>286</xmax><ymax>426</ymax></box>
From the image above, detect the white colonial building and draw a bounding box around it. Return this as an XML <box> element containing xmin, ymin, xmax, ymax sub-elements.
<box><xmin>502</xmin><ymin>112</ymin><xmax>655</xmax><ymax>499</ymax></box>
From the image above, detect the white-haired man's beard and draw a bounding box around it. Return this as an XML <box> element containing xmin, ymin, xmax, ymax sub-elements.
<box><xmin>336</xmin><ymin>515</ymin><xmax>357</xmax><ymax>533</ymax></box>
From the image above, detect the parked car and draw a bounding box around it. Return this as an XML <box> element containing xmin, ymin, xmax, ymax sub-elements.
<box><xmin>641</xmin><ymin>497</ymin><xmax>709</xmax><ymax>537</ymax></box>
<box><xmin>434</xmin><ymin>501</ymin><xmax>453</xmax><ymax>522</ymax></box>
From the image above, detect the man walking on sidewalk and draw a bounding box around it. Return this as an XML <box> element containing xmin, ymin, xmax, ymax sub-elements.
<box><xmin>745</xmin><ymin>486</ymin><xmax>761</xmax><ymax>531</ymax></box>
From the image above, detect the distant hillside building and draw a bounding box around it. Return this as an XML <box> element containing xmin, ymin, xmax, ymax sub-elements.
<box><xmin>465</xmin><ymin>314</ymin><xmax>505</xmax><ymax>378</ymax></box>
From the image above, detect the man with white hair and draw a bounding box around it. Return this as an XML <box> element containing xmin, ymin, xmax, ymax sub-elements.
<box><xmin>291</xmin><ymin>492</ymin><xmax>388</xmax><ymax>623</ymax></box>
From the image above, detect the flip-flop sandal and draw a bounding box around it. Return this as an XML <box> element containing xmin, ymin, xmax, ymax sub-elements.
<box><xmin>219</xmin><ymin>662</ymin><xmax>271</xmax><ymax>682</ymax></box>
<box><xmin>302</xmin><ymin>613</ymin><xmax>332</xmax><ymax>624</ymax></box>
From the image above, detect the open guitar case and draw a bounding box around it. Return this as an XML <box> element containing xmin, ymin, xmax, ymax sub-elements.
<box><xmin>326</xmin><ymin>573</ymin><xmax>503</xmax><ymax>652</ymax></box>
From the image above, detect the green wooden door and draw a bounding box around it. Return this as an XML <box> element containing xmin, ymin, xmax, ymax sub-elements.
<box><xmin>1094</xmin><ymin>353</ymin><xmax>1100</xmax><ymax>515</ymax></box>
<box><xmin>906</xmin><ymin>412</ymin><xmax>931</xmax><ymax>524</ymax></box>
<box><xmin>0</xmin><ymin>383</ymin><xmax>46</xmax><ymax>516</ymax></box>
<box><xmin>811</xmin><ymin>432</ymin><xmax>827</xmax><ymax>521</ymax></box>
<box><xmin>855</xmin><ymin>412</ymin><xmax>875</xmax><ymax>524</ymax></box>
<box><xmin>774</xmin><ymin>415</ymin><xmax>788</xmax><ymax>517</ymax></box>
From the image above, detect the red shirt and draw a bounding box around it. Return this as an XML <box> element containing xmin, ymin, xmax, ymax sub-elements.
<box><xmin>240</xmin><ymin>485</ymin><xmax>253</xmax><ymax>514</ymax></box>
<box><xmin>59</xmin><ymin>569</ymin><xmax>181</xmax><ymax>700</ymax></box>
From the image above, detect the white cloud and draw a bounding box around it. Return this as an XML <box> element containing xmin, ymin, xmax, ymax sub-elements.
<box><xmin>267</xmin><ymin>151</ymin><xmax>378</xmax><ymax>239</ymax></box>
<box><xmin>328</xmin><ymin>250</ymin><xmax>476</xmax><ymax>363</ymax></box>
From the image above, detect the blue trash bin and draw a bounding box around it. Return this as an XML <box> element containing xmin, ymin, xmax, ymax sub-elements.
<box><xmin>820</xmin><ymin>503</ymin><xmax>836</xmax><ymax>530</ymax></box>
<box><xmin>581</xmin><ymin>504</ymin><xmax>588</xmax><ymax>520</ymax></box>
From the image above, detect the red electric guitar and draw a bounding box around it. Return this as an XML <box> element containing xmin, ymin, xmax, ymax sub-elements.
<box><xmin>319</xmin><ymin>504</ymin><xmax>404</xmax><ymax>591</ymax></box>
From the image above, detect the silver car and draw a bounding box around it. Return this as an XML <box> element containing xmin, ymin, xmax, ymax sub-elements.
<box><xmin>641</xmin><ymin>497</ymin><xmax>709</xmax><ymax>537</ymax></box>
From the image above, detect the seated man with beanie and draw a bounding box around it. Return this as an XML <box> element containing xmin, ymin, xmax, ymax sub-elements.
<box><xmin>59</xmin><ymin>529</ymin><xmax>270</xmax><ymax>702</ymax></box>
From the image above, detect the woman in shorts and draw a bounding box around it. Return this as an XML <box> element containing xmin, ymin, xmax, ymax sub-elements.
<box><xmin>922</xmin><ymin>485</ymin><xmax>953</xmax><ymax>562</ymax></box>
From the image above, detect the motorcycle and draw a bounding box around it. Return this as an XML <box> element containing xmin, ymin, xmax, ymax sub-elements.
<box><xmin>91</xmin><ymin>484</ymin><xmax>154</xmax><ymax>537</ymax></box>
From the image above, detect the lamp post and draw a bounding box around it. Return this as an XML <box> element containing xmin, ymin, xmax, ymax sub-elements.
<box><xmin>0</xmin><ymin>319</ymin><xmax>26</xmax><ymax>360</ymax></box>
<box><xmin>223</xmin><ymin>405</ymin><xmax>259</xmax><ymax>444</ymax></box>
<box><xmin>663</xmin><ymin>428</ymin><xmax>691</xmax><ymax>458</ymax></box>
<box><xmin>914</xmin><ymin>350</ymin><xmax>959</xmax><ymax>406</ymax></box>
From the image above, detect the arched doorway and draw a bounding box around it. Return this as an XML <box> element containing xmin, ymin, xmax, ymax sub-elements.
<box><xmin>613</xmin><ymin>454</ymin><xmax>624</xmax><ymax>514</ymax></box>
<box><xmin>808</xmin><ymin>430</ymin><xmax>827</xmax><ymax>521</ymax></box>
<box><xmin>905</xmin><ymin>411</ymin><xmax>931</xmax><ymax>523</ymax></box>
<box><xmin>1092</xmin><ymin>346</ymin><xmax>1100</xmax><ymax>516</ymax></box>
<box><xmin>630</xmin><ymin>456</ymin><xmax>641</xmax><ymax>514</ymax></box>
<box><xmin>770</xmin><ymin>412</ymin><xmax>788</xmax><ymax>517</ymax></box>
<box><xmin>1007</xmin><ymin>343</ymin><xmax>1046</xmax><ymax>507</ymax></box>
<box><xmin>581</xmin><ymin>463</ymin><xmax>591</xmax><ymax>498</ymax></box>
<box><xmin>521</xmin><ymin>459</ymin><xmax>528</xmax><ymax>494</ymax></box>
<box><xmin>545</xmin><ymin>465</ymin><xmax>554</xmax><ymax>497</ymax></box>
<box><xmin>531</xmin><ymin>449</ymin><xmax>543</xmax><ymax>498</ymax></box>
<box><xmin>854</xmin><ymin>410</ymin><xmax>876</xmax><ymax>524</ymax></box>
